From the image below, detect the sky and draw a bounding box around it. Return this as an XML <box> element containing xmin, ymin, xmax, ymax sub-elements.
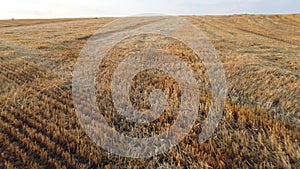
<box><xmin>0</xmin><ymin>0</ymin><xmax>299</xmax><ymax>19</ymax></box>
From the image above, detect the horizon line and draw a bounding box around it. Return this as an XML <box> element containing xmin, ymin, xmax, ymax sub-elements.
<box><xmin>1</xmin><ymin>12</ymin><xmax>299</xmax><ymax>20</ymax></box>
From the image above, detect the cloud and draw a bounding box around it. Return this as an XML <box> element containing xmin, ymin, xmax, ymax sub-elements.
<box><xmin>0</xmin><ymin>0</ymin><xmax>299</xmax><ymax>19</ymax></box>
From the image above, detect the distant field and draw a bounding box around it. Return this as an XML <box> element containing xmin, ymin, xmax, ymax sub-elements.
<box><xmin>0</xmin><ymin>14</ymin><xmax>299</xmax><ymax>168</ymax></box>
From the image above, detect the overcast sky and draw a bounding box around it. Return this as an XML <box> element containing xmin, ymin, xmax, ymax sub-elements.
<box><xmin>1</xmin><ymin>0</ymin><xmax>299</xmax><ymax>19</ymax></box>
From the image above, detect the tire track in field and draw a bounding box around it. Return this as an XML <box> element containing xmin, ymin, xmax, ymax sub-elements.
<box><xmin>214</xmin><ymin>16</ymin><xmax>300</xmax><ymax>45</ymax></box>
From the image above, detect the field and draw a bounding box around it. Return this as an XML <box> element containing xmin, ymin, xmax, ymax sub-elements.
<box><xmin>0</xmin><ymin>14</ymin><xmax>299</xmax><ymax>168</ymax></box>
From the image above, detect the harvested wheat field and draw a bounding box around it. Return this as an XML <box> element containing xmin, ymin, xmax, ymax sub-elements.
<box><xmin>0</xmin><ymin>14</ymin><xmax>299</xmax><ymax>168</ymax></box>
